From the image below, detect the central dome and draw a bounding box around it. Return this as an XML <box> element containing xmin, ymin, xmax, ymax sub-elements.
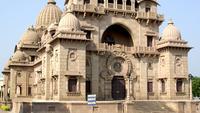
<box><xmin>58</xmin><ymin>13</ymin><xmax>80</xmax><ymax>32</ymax></box>
<box><xmin>35</xmin><ymin>0</ymin><xmax>62</xmax><ymax>28</ymax></box>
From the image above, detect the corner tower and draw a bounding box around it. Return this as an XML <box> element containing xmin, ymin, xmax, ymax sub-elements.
<box><xmin>157</xmin><ymin>20</ymin><xmax>191</xmax><ymax>100</ymax></box>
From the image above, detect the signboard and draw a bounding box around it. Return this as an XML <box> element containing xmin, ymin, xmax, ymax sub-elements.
<box><xmin>87</xmin><ymin>94</ymin><xmax>96</xmax><ymax>106</ymax></box>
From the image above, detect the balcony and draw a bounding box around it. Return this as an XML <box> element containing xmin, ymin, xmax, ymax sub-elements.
<box><xmin>84</xmin><ymin>4</ymin><xmax>96</xmax><ymax>12</ymax></box>
<box><xmin>70</xmin><ymin>3</ymin><xmax>135</xmax><ymax>15</ymax></box>
<box><xmin>136</xmin><ymin>12</ymin><xmax>164</xmax><ymax>22</ymax></box>
<box><xmin>71</xmin><ymin>4</ymin><xmax>105</xmax><ymax>14</ymax></box>
<box><xmin>106</xmin><ymin>3</ymin><xmax>135</xmax><ymax>13</ymax></box>
<box><xmin>87</xmin><ymin>43</ymin><xmax>159</xmax><ymax>57</ymax></box>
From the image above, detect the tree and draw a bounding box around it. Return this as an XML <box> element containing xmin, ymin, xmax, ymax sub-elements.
<box><xmin>192</xmin><ymin>76</ymin><xmax>200</xmax><ymax>97</ymax></box>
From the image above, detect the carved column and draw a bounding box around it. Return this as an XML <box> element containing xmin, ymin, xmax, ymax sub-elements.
<box><xmin>129</xmin><ymin>76</ymin><xmax>135</xmax><ymax>100</ymax></box>
<box><xmin>65</xmin><ymin>77</ymin><xmax>68</xmax><ymax>92</ymax></box>
<box><xmin>3</xmin><ymin>75</ymin><xmax>8</xmax><ymax>101</ymax></box>
<box><xmin>105</xmin><ymin>77</ymin><xmax>112</xmax><ymax>100</ymax></box>
<box><xmin>131</xmin><ymin>0</ymin><xmax>135</xmax><ymax>11</ymax></box>
<box><xmin>77</xmin><ymin>76</ymin><xmax>80</xmax><ymax>92</ymax></box>
<box><xmin>125</xmin><ymin>77</ymin><xmax>130</xmax><ymax>100</ymax></box>
<box><xmin>114</xmin><ymin>0</ymin><xmax>117</xmax><ymax>9</ymax></box>
<box><xmin>51</xmin><ymin>78</ymin><xmax>54</xmax><ymax>99</ymax></box>
<box><xmin>54</xmin><ymin>77</ymin><xmax>58</xmax><ymax>94</ymax></box>
<box><xmin>104</xmin><ymin>0</ymin><xmax>108</xmax><ymax>8</ymax></box>
<box><xmin>123</xmin><ymin>0</ymin><xmax>127</xmax><ymax>10</ymax></box>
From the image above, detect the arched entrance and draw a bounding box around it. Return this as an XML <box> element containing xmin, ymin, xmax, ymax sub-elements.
<box><xmin>112</xmin><ymin>76</ymin><xmax>126</xmax><ymax>100</ymax></box>
<box><xmin>102</xmin><ymin>24</ymin><xmax>133</xmax><ymax>47</ymax></box>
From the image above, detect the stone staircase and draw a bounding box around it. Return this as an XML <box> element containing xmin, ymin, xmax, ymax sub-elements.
<box><xmin>127</xmin><ymin>101</ymin><xmax>176</xmax><ymax>113</ymax></box>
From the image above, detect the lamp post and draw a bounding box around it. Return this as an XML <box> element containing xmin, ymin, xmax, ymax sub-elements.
<box><xmin>189</xmin><ymin>73</ymin><xmax>193</xmax><ymax>100</ymax></box>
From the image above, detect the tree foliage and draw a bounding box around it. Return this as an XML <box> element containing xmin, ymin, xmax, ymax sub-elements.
<box><xmin>192</xmin><ymin>76</ymin><xmax>200</xmax><ymax>97</ymax></box>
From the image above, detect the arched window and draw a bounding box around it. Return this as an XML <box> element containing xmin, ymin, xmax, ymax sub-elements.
<box><xmin>108</xmin><ymin>0</ymin><xmax>114</xmax><ymax>3</ymax></box>
<box><xmin>145</xmin><ymin>5</ymin><xmax>151</xmax><ymax>12</ymax></box>
<box><xmin>127</xmin><ymin>0</ymin><xmax>131</xmax><ymax>5</ymax></box>
<box><xmin>98</xmin><ymin>0</ymin><xmax>104</xmax><ymax>4</ymax></box>
<box><xmin>84</xmin><ymin>0</ymin><xmax>90</xmax><ymax>4</ymax></box>
<box><xmin>102</xmin><ymin>24</ymin><xmax>133</xmax><ymax>47</ymax></box>
<box><xmin>117</xmin><ymin>0</ymin><xmax>122</xmax><ymax>4</ymax></box>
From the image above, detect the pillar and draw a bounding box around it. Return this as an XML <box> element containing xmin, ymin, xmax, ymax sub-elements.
<box><xmin>44</xmin><ymin>53</ymin><xmax>51</xmax><ymax>100</ymax></box>
<box><xmin>125</xmin><ymin>77</ymin><xmax>130</xmax><ymax>100</ymax></box>
<box><xmin>123</xmin><ymin>0</ymin><xmax>127</xmax><ymax>10</ymax></box>
<box><xmin>104</xmin><ymin>0</ymin><xmax>108</xmax><ymax>8</ymax></box>
<box><xmin>105</xmin><ymin>78</ymin><xmax>112</xmax><ymax>100</ymax></box>
<box><xmin>129</xmin><ymin>76</ymin><xmax>134</xmax><ymax>100</ymax></box>
<box><xmin>77</xmin><ymin>76</ymin><xmax>80</xmax><ymax>92</ymax></box>
<box><xmin>189</xmin><ymin>78</ymin><xmax>192</xmax><ymax>100</ymax></box>
<box><xmin>91</xmin><ymin>54</ymin><xmax>99</xmax><ymax>97</ymax></box>
<box><xmin>114</xmin><ymin>0</ymin><xmax>117</xmax><ymax>9</ymax></box>
<box><xmin>131</xmin><ymin>0</ymin><xmax>135</xmax><ymax>11</ymax></box>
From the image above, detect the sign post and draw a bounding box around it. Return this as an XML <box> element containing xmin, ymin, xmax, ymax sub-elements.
<box><xmin>87</xmin><ymin>94</ymin><xmax>96</xmax><ymax>113</ymax></box>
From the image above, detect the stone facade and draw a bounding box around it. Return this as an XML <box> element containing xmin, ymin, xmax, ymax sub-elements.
<box><xmin>1</xmin><ymin>0</ymin><xmax>197</xmax><ymax>112</ymax></box>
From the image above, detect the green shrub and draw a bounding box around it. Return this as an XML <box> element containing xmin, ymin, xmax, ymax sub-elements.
<box><xmin>0</xmin><ymin>105</ymin><xmax>10</xmax><ymax>111</ymax></box>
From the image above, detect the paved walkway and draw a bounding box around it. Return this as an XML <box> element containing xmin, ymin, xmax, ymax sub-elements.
<box><xmin>0</xmin><ymin>110</ymin><xmax>10</xmax><ymax>113</ymax></box>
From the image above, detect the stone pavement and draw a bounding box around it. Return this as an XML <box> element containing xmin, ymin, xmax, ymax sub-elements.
<box><xmin>0</xmin><ymin>110</ymin><xmax>10</xmax><ymax>113</ymax></box>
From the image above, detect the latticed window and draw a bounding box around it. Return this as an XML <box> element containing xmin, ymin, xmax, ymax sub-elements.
<box><xmin>148</xmin><ymin>81</ymin><xmax>153</xmax><ymax>93</ymax></box>
<box><xmin>147</xmin><ymin>36</ymin><xmax>153</xmax><ymax>47</ymax></box>
<box><xmin>161</xmin><ymin>79</ymin><xmax>165</xmax><ymax>93</ymax></box>
<box><xmin>176</xmin><ymin>79</ymin><xmax>183</xmax><ymax>92</ymax></box>
<box><xmin>68</xmin><ymin>77</ymin><xmax>77</xmax><ymax>92</ymax></box>
<box><xmin>28</xmin><ymin>87</ymin><xmax>32</xmax><ymax>96</ymax></box>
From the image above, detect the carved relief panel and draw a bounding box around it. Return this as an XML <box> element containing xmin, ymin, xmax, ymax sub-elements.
<box><xmin>54</xmin><ymin>50</ymin><xmax>58</xmax><ymax>73</ymax></box>
<box><xmin>42</xmin><ymin>57</ymin><xmax>46</xmax><ymax>78</ymax></box>
<box><xmin>67</xmin><ymin>48</ymin><xmax>78</xmax><ymax>72</ymax></box>
<box><xmin>174</xmin><ymin>55</ymin><xmax>183</xmax><ymax>76</ymax></box>
<box><xmin>159</xmin><ymin>56</ymin><xmax>165</xmax><ymax>77</ymax></box>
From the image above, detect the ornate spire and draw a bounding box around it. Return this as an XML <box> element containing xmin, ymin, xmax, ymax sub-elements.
<box><xmin>168</xmin><ymin>19</ymin><xmax>174</xmax><ymax>25</ymax></box>
<box><xmin>48</xmin><ymin>0</ymin><xmax>56</xmax><ymax>4</ymax></box>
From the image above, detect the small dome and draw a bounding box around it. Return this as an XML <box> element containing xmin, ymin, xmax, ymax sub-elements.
<box><xmin>20</xmin><ymin>27</ymin><xmax>39</xmax><ymax>45</ymax></box>
<box><xmin>12</xmin><ymin>50</ymin><xmax>28</xmax><ymax>62</ymax></box>
<box><xmin>162</xmin><ymin>20</ymin><xmax>181</xmax><ymax>41</ymax></box>
<box><xmin>58</xmin><ymin>13</ymin><xmax>80</xmax><ymax>32</ymax></box>
<box><xmin>47</xmin><ymin>22</ymin><xmax>58</xmax><ymax>32</ymax></box>
<box><xmin>35</xmin><ymin>0</ymin><xmax>62</xmax><ymax>28</ymax></box>
<box><xmin>4</xmin><ymin>60</ymin><xmax>11</xmax><ymax>70</ymax></box>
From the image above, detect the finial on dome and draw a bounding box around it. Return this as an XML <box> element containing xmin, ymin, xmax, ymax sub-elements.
<box><xmin>27</xmin><ymin>25</ymin><xmax>35</xmax><ymax>31</ymax></box>
<box><xmin>48</xmin><ymin>0</ymin><xmax>56</xmax><ymax>4</ymax></box>
<box><xmin>168</xmin><ymin>19</ymin><xmax>174</xmax><ymax>25</ymax></box>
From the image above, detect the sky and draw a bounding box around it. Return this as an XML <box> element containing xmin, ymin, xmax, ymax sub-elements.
<box><xmin>0</xmin><ymin>0</ymin><xmax>199</xmax><ymax>76</ymax></box>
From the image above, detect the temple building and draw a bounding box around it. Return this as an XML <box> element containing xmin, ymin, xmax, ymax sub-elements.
<box><xmin>2</xmin><ymin>0</ymin><xmax>199</xmax><ymax>113</ymax></box>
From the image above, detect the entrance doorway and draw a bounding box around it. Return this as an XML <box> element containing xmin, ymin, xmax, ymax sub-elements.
<box><xmin>112</xmin><ymin>76</ymin><xmax>126</xmax><ymax>100</ymax></box>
